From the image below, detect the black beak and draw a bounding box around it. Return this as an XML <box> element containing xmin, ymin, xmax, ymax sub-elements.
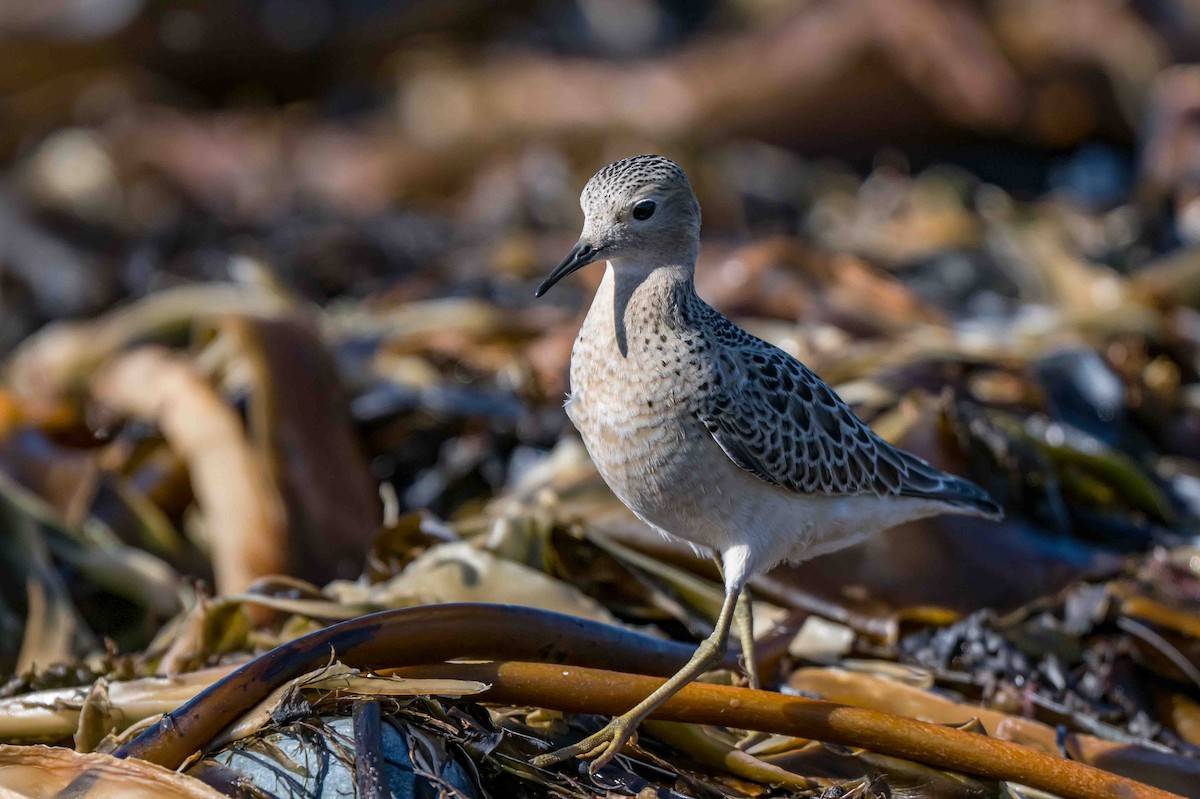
<box><xmin>535</xmin><ymin>241</ymin><xmax>600</xmax><ymax>297</ymax></box>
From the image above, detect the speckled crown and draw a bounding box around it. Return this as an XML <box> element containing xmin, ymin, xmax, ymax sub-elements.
<box><xmin>583</xmin><ymin>154</ymin><xmax>691</xmax><ymax>201</ymax></box>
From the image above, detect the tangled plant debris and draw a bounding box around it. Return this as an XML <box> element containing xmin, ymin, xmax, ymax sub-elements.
<box><xmin>2</xmin><ymin>1</ymin><xmax>1200</xmax><ymax>798</ymax></box>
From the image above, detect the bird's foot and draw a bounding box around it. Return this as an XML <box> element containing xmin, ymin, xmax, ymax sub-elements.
<box><xmin>531</xmin><ymin>716</ymin><xmax>639</xmax><ymax>773</ymax></box>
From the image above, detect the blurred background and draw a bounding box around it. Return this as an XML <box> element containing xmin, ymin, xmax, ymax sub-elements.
<box><xmin>4</xmin><ymin>0</ymin><xmax>1199</xmax><ymax>334</ymax></box>
<box><xmin>1</xmin><ymin>2</ymin><xmax>1200</xmax><ymax>794</ymax></box>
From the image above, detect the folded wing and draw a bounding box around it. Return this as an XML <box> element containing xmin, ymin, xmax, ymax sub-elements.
<box><xmin>695</xmin><ymin>314</ymin><xmax>1001</xmax><ymax>519</ymax></box>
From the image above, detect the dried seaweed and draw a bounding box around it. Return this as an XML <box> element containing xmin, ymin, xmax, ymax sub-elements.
<box><xmin>2</xmin><ymin>2</ymin><xmax>1200</xmax><ymax>797</ymax></box>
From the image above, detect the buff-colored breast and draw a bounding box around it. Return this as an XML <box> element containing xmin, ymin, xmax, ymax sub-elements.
<box><xmin>567</xmin><ymin>266</ymin><xmax>744</xmax><ymax>541</ymax></box>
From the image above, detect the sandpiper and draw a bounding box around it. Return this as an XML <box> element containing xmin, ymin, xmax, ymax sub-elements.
<box><xmin>533</xmin><ymin>154</ymin><xmax>1001</xmax><ymax>772</ymax></box>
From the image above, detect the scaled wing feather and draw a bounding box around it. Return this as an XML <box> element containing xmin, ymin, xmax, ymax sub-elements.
<box><xmin>694</xmin><ymin>310</ymin><xmax>999</xmax><ymax>517</ymax></box>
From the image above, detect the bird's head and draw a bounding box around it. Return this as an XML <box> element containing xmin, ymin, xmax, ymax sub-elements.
<box><xmin>536</xmin><ymin>154</ymin><xmax>701</xmax><ymax>297</ymax></box>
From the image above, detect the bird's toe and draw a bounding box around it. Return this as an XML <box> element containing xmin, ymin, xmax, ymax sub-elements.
<box><xmin>531</xmin><ymin>718</ymin><xmax>638</xmax><ymax>771</ymax></box>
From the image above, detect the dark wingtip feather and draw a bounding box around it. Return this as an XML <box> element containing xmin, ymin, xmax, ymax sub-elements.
<box><xmin>891</xmin><ymin>448</ymin><xmax>1004</xmax><ymax>521</ymax></box>
<box><xmin>905</xmin><ymin>474</ymin><xmax>1004</xmax><ymax>521</ymax></box>
<box><xmin>960</xmin><ymin>489</ymin><xmax>1004</xmax><ymax>521</ymax></box>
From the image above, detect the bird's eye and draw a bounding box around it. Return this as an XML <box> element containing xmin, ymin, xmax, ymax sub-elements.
<box><xmin>632</xmin><ymin>199</ymin><xmax>656</xmax><ymax>221</ymax></box>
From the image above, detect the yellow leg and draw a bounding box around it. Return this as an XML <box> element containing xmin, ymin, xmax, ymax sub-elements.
<box><xmin>532</xmin><ymin>585</ymin><xmax>742</xmax><ymax>773</ymax></box>
<box><xmin>713</xmin><ymin>555</ymin><xmax>759</xmax><ymax>689</ymax></box>
<box><xmin>734</xmin><ymin>589</ymin><xmax>759</xmax><ymax>690</ymax></box>
<box><xmin>731</xmin><ymin>586</ymin><xmax>773</xmax><ymax>751</ymax></box>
